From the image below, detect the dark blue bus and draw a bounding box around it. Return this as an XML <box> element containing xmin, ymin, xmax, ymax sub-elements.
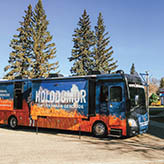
<box><xmin>0</xmin><ymin>71</ymin><xmax>149</xmax><ymax>137</ymax></box>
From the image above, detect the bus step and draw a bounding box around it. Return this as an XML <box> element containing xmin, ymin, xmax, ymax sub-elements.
<box><xmin>109</xmin><ymin>128</ymin><xmax>122</xmax><ymax>137</ymax></box>
<box><xmin>108</xmin><ymin>134</ymin><xmax>121</xmax><ymax>138</ymax></box>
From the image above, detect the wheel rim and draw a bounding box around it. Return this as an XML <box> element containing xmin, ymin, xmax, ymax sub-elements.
<box><xmin>94</xmin><ymin>123</ymin><xmax>106</xmax><ymax>136</ymax></box>
<box><xmin>10</xmin><ymin>118</ymin><xmax>17</xmax><ymax>128</ymax></box>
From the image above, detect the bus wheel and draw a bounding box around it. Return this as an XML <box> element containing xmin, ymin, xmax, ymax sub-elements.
<box><xmin>92</xmin><ymin>122</ymin><xmax>107</xmax><ymax>138</ymax></box>
<box><xmin>8</xmin><ymin>116</ymin><xmax>17</xmax><ymax>129</ymax></box>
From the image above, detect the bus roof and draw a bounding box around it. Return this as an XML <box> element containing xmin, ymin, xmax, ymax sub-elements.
<box><xmin>0</xmin><ymin>72</ymin><xmax>143</xmax><ymax>85</ymax></box>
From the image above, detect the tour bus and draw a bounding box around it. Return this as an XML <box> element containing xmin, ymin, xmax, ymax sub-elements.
<box><xmin>0</xmin><ymin>71</ymin><xmax>149</xmax><ymax>137</ymax></box>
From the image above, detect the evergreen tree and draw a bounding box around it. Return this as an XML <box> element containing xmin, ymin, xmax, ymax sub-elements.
<box><xmin>4</xmin><ymin>0</ymin><xmax>59</xmax><ymax>79</ymax></box>
<box><xmin>130</xmin><ymin>63</ymin><xmax>135</xmax><ymax>75</ymax></box>
<box><xmin>31</xmin><ymin>0</ymin><xmax>59</xmax><ymax>78</ymax></box>
<box><xmin>4</xmin><ymin>5</ymin><xmax>33</xmax><ymax>79</ymax></box>
<box><xmin>69</xmin><ymin>9</ymin><xmax>95</xmax><ymax>76</ymax></box>
<box><xmin>93</xmin><ymin>12</ymin><xmax>117</xmax><ymax>73</ymax></box>
<box><xmin>160</xmin><ymin>77</ymin><xmax>164</xmax><ymax>88</ymax></box>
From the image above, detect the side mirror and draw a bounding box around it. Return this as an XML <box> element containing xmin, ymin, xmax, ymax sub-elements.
<box><xmin>135</xmin><ymin>95</ymin><xmax>139</xmax><ymax>105</ymax></box>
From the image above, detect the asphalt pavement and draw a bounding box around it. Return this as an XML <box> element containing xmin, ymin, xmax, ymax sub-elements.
<box><xmin>148</xmin><ymin>107</ymin><xmax>164</xmax><ymax>139</ymax></box>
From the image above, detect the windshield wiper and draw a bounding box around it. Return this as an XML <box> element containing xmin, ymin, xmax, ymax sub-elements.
<box><xmin>130</xmin><ymin>105</ymin><xmax>139</xmax><ymax>112</ymax></box>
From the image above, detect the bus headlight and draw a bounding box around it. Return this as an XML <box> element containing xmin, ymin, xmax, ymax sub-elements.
<box><xmin>128</xmin><ymin>119</ymin><xmax>137</xmax><ymax>127</ymax></box>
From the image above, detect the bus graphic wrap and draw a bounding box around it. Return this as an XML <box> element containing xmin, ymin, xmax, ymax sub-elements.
<box><xmin>0</xmin><ymin>72</ymin><xmax>149</xmax><ymax>137</ymax></box>
<box><xmin>0</xmin><ymin>83</ymin><xmax>14</xmax><ymax>110</ymax></box>
<box><xmin>31</xmin><ymin>80</ymin><xmax>89</xmax><ymax>120</ymax></box>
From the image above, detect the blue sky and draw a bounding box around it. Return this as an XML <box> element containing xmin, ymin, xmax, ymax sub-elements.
<box><xmin>0</xmin><ymin>0</ymin><xmax>164</xmax><ymax>79</ymax></box>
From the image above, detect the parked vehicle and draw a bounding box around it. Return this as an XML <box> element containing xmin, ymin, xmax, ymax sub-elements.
<box><xmin>0</xmin><ymin>71</ymin><xmax>149</xmax><ymax>137</ymax></box>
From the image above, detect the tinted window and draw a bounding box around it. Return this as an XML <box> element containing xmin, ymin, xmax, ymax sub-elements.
<box><xmin>14</xmin><ymin>82</ymin><xmax>23</xmax><ymax>109</ymax></box>
<box><xmin>100</xmin><ymin>85</ymin><xmax>108</xmax><ymax>102</ymax></box>
<box><xmin>110</xmin><ymin>86</ymin><xmax>122</xmax><ymax>102</ymax></box>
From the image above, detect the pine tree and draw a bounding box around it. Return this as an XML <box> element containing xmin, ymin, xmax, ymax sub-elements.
<box><xmin>69</xmin><ymin>9</ymin><xmax>95</xmax><ymax>76</ymax></box>
<box><xmin>4</xmin><ymin>5</ymin><xmax>33</xmax><ymax>79</ymax></box>
<box><xmin>4</xmin><ymin>0</ymin><xmax>59</xmax><ymax>79</ymax></box>
<box><xmin>130</xmin><ymin>63</ymin><xmax>135</xmax><ymax>75</ymax></box>
<box><xmin>93</xmin><ymin>12</ymin><xmax>117</xmax><ymax>73</ymax></box>
<box><xmin>31</xmin><ymin>0</ymin><xmax>59</xmax><ymax>78</ymax></box>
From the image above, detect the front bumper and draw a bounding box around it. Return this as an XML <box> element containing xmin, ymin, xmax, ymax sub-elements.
<box><xmin>128</xmin><ymin>113</ymin><xmax>149</xmax><ymax>136</ymax></box>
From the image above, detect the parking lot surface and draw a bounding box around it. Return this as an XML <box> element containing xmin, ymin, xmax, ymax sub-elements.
<box><xmin>0</xmin><ymin>124</ymin><xmax>164</xmax><ymax>164</ymax></box>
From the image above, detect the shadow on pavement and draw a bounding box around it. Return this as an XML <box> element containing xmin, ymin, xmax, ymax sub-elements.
<box><xmin>0</xmin><ymin>124</ymin><xmax>92</xmax><ymax>138</ymax></box>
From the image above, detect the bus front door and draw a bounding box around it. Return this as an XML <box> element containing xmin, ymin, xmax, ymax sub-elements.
<box><xmin>108</xmin><ymin>83</ymin><xmax>126</xmax><ymax>127</ymax></box>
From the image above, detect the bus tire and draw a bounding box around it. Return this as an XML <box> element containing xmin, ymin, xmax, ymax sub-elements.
<box><xmin>92</xmin><ymin>121</ymin><xmax>107</xmax><ymax>138</ymax></box>
<box><xmin>8</xmin><ymin>116</ymin><xmax>17</xmax><ymax>129</ymax></box>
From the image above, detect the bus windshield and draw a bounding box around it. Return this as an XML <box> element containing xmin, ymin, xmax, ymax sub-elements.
<box><xmin>129</xmin><ymin>84</ymin><xmax>146</xmax><ymax>113</ymax></box>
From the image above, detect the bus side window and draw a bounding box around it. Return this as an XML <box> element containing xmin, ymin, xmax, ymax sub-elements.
<box><xmin>100</xmin><ymin>85</ymin><xmax>108</xmax><ymax>102</ymax></box>
<box><xmin>110</xmin><ymin>86</ymin><xmax>122</xmax><ymax>102</ymax></box>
